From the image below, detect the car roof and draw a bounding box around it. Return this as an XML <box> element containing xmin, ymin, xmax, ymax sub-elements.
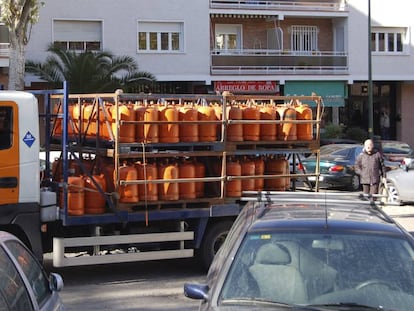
<box><xmin>319</xmin><ymin>143</ymin><xmax>362</xmax><ymax>155</ymax></box>
<box><xmin>242</xmin><ymin>193</ymin><xmax>407</xmax><ymax>237</ymax></box>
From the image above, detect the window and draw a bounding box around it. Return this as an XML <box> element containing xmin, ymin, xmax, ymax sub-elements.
<box><xmin>291</xmin><ymin>25</ymin><xmax>319</xmax><ymax>53</ymax></box>
<box><xmin>53</xmin><ymin>20</ymin><xmax>102</xmax><ymax>51</ymax></box>
<box><xmin>6</xmin><ymin>241</ymin><xmax>51</xmax><ymax>307</ymax></box>
<box><xmin>215</xmin><ymin>24</ymin><xmax>242</xmax><ymax>52</ymax></box>
<box><xmin>0</xmin><ymin>107</ymin><xmax>12</xmax><ymax>150</ymax></box>
<box><xmin>0</xmin><ymin>246</ymin><xmax>33</xmax><ymax>310</ymax></box>
<box><xmin>371</xmin><ymin>27</ymin><xmax>407</xmax><ymax>53</ymax></box>
<box><xmin>138</xmin><ymin>21</ymin><xmax>183</xmax><ymax>52</ymax></box>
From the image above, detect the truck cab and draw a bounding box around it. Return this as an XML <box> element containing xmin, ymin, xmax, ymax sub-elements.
<box><xmin>0</xmin><ymin>92</ymin><xmax>43</xmax><ymax>260</ymax></box>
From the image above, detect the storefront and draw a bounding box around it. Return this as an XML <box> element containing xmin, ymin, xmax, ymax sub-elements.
<box><xmin>283</xmin><ymin>80</ymin><xmax>347</xmax><ymax>131</ymax></box>
<box><xmin>346</xmin><ymin>82</ymin><xmax>397</xmax><ymax>140</ymax></box>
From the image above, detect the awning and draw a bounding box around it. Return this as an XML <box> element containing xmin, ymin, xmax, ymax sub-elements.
<box><xmin>284</xmin><ymin>81</ymin><xmax>347</xmax><ymax>107</ymax></box>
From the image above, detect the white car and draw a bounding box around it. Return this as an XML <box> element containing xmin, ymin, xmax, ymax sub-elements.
<box><xmin>383</xmin><ymin>150</ymin><xmax>414</xmax><ymax>204</ymax></box>
<box><xmin>0</xmin><ymin>231</ymin><xmax>64</xmax><ymax>310</ymax></box>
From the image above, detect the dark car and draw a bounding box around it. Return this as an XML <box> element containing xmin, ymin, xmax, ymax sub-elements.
<box><xmin>0</xmin><ymin>231</ymin><xmax>64</xmax><ymax>310</ymax></box>
<box><xmin>184</xmin><ymin>192</ymin><xmax>414</xmax><ymax>311</ymax></box>
<box><xmin>299</xmin><ymin>144</ymin><xmax>363</xmax><ymax>191</ymax></box>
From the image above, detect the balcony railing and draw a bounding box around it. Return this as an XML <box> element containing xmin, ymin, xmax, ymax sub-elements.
<box><xmin>210</xmin><ymin>0</ymin><xmax>347</xmax><ymax>11</ymax></box>
<box><xmin>0</xmin><ymin>43</ymin><xmax>10</xmax><ymax>58</ymax></box>
<box><xmin>211</xmin><ymin>49</ymin><xmax>348</xmax><ymax>75</ymax></box>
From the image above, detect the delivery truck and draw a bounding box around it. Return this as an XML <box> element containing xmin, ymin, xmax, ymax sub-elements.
<box><xmin>0</xmin><ymin>82</ymin><xmax>321</xmax><ymax>268</ymax></box>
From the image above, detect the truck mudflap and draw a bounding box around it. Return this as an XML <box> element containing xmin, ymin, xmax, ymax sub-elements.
<box><xmin>53</xmin><ymin>230</ymin><xmax>194</xmax><ymax>267</ymax></box>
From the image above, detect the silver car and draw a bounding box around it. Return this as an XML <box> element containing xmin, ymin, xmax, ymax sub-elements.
<box><xmin>0</xmin><ymin>231</ymin><xmax>64</xmax><ymax>310</ymax></box>
<box><xmin>383</xmin><ymin>150</ymin><xmax>414</xmax><ymax>204</ymax></box>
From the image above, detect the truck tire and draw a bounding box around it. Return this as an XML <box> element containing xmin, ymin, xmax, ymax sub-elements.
<box><xmin>198</xmin><ymin>221</ymin><xmax>233</xmax><ymax>271</ymax></box>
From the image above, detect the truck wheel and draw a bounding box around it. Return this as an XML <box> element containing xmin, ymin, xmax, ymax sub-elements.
<box><xmin>198</xmin><ymin>221</ymin><xmax>233</xmax><ymax>271</ymax></box>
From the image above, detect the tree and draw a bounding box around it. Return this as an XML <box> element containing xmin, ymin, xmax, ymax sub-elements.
<box><xmin>26</xmin><ymin>44</ymin><xmax>156</xmax><ymax>93</ymax></box>
<box><xmin>1</xmin><ymin>0</ymin><xmax>42</xmax><ymax>90</ymax></box>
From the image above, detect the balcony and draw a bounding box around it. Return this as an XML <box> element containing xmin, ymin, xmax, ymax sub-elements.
<box><xmin>0</xmin><ymin>43</ymin><xmax>9</xmax><ymax>67</ymax></box>
<box><xmin>210</xmin><ymin>0</ymin><xmax>347</xmax><ymax>12</ymax></box>
<box><xmin>211</xmin><ymin>49</ymin><xmax>348</xmax><ymax>75</ymax></box>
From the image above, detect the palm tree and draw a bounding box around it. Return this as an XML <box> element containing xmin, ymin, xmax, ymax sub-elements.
<box><xmin>26</xmin><ymin>43</ymin><xmax>156</xmax><ymax>93</ymax></box>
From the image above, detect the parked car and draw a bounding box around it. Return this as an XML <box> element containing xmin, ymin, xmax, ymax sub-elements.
<box><xmin>382</xmin><ymin>150</ymin><xmax>414</xmax><ymax>204</ymax></box>
<box><xmin>377</xmin><ymin>140</ymin><xmax>413</xmax><ymax>163</ymax></box>
<box><xmin>298</xmin><ymin>143</ymin><xmax>399</xmax><ymax>191</ymax></box>
<box><xmin>184</xmin><ymin>192</ymin><xmax>414</xmax><ymax>311</ymax></box>
<box><xmin>299</xmin><ymin>144</ymin><xmax>363</xmax><ymax>191</ymax></box>
<box><xmin>0</xmin><ymin>231</ymin><xmax>64</xmax><ymax>310</ymax></box>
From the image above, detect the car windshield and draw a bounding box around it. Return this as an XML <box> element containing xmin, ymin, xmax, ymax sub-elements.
<box><xmin>219</xmin><ymin>231</ymin><xmax>414</xmax><ymax>310</ymax></box>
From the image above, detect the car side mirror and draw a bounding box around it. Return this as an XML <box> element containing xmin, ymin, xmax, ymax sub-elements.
<box><xmin>49</xmin><ymin>272</ymin><xmax>64</xmax><ymax>292</ymax></box>
<box><xmin>184</xmin><ymin>283</ymin><xmax>209</xmax><ymax>300</ymax></box>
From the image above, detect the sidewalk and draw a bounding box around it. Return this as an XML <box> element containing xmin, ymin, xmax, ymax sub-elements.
<box><xmin>382</xmin><ymin>205</ymin><xmax>414</xmax><ymax>233</ymax></box>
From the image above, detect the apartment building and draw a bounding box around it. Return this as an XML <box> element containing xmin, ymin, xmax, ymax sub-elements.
<box><xmin>2</xmin><ymin>0</ymin><xmax>414</xmax><ymax>146</ymax></box>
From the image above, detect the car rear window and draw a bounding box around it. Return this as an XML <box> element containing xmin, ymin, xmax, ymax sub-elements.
<box><xmin>5</xmin><ymin>241</ymin><xmax>51</xmax><ymax>307</ymax></box>
<box><xmin>0</xmin><ymin>246</ymin><xmax>33</xmax><ymax>310</ymax></box>
<box><xmin>382</xmin><ymin>142</ymin><xmax>412</xmax><ymax>154</ymax></box>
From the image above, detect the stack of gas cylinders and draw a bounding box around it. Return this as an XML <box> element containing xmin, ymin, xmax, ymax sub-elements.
<box><xmin>51</xmin><ymin>97</ymin><xmax>315</xmax><ymax>215</ymax></box>
<box><xmin>52</xmin><ymin>98</ymin><xmax>313</xmax><ymax>143</ymax></box>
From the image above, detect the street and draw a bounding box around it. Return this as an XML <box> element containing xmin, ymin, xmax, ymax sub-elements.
<box><xmin>44</xmin><ymin>257</ymin><xmax>204</xmax><ymax>310</ymax></box>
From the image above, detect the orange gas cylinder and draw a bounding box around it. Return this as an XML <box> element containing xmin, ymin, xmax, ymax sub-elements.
<box><xmin>66</xmin><ymin>176</ymin><xmax>85</xmax><ymax>216</ymax></box>
<box><xmin>101</xmin><ymin>160</ymin><xmax>115</xmax><ymax>193</ymax></box>
<box><xmin>98</xmin><ymin>103</ymin><xmax>113</xmax><ymax>140</ymax></box>
<box><xmin>179</xmin><ymin>105</ymin><xmax>198</xmax><ymax>142</ymax></box>
<box><xmin>264</xmin><ymin>157</ymin><xmax>289</xmax><ymax>191</ymax></box>
<box><xmin>52</xmin><ymin>104</ymin><xmax>63</xmax><ymax>137</ymax></box>
<box><xmin>159</xmin><ymin>105</ymin><xmax>179</xmax><ymax>143</ymax></box>
<box><xmin>52</xmin><ymin>103</ymin><xmax>78</xmax><ymax>138</ymax></box>
<box><xmin>242</xmin><ymin>105</ymin><xmax>260</xmax><ymax>141</ymax></box>
<box><xmin>226</xmin><ymin>105</ymin><xmax>243</xmax><ymax>142</ymax></box>
<box><xmin>69</xmin><ymin>102</ymin><xmax>82</xmax><ymax>136</ymax></box>
<box><xmin>284</xmin><ymin>158</ymin><xmax>291</xmax><ymax>190</ymax></box>
<box><xmin>253</xmin><ymin>157</ymin><xmax>265</xmax><ymax>191</ymax></box>
<box><xmin>179</xmin><ymin>160</ymin><xmax>196</xmax><ymax>199</ymax></box>
<box><xmin>117</xmin><ymin>163</ymin><xmax>139</xmax><ymax>203</ymax></box>
<box><xmin>84</xmin><ymin>174</ymin><xmax>106</xmax><ymax>214</ymax></box>
<box><xmin>82</xmin><ymin>103</ymin><xmax>98</xmax><ymax>138</ymax></box>
<box><xmin>135</xmin><ymin>104</ymin><xmax>159</xmax><ymax>143</ymax></box>
<box><xmin>194</xmin><ymin>160</ymin><xmax>205</xmax><ymax>198</ymax></box>
<box><xmin>241</xmin><ymin>158</ymin><xmax>255</xmax><ymax>191</ymax></box>
<box><xmin>226</xmin><ymin>160</ymin><xmax>242</xmax><ymax>197</ymax></box>
<box><xmin>276</xmin><ymin>105</ymin><xmax>297</xmax><ymax>141</ymax></box>
<box><xmin>110</xmin><ymin>104</ymin><xmax>136</xmax><ymax>143</ymax></box>
<box><xmin>296</xmin><ymin>104</ymin><xmax>313</xmax><ymax>141</ymax></box>
<box><xmin>198</xmin><ymin>106</ymin><xmax>218</xmax><ymax>142</ymax></box>
<box><xmin>158</xmin><ymin>162</ymin><xmax>179</xmax><ymax>201</ymax></box>
<box><xmin>260</xmin><ymin>105</ymin><xmax>277</xmax><ymax>141</ymax></box>
<box><xmin>213</xmin><ymin>105</ymin><xmax>223</xmax><ymax>140</ymax></box>
<box><xmin>136</xmin><ymin>161</ymin><xmax>158</xmax><ymax>201</ymax></box>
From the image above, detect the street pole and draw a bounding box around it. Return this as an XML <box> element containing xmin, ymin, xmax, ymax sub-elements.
<box><xmin>368</xmin><ymin>0</ymin><xmax>374</xmax><ymax>140</ymax></box>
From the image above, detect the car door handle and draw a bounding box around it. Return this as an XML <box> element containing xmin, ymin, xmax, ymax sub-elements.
<box><xmin>0</xmin><ymin>177</ymin><xmax>18</xmax><ymax>188</ymax></box>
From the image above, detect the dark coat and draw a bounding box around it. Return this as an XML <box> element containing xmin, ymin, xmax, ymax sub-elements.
<box><xmin>355</xmin><ymin>149</ymin><xmax>386</xmax><ymax>185</ymax></box>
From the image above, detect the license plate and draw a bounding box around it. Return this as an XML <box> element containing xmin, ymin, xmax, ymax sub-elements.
<box><xmin>308</xmin><ymin>176</ymin><xmax>324</xmax><ymax>182</ymax></box>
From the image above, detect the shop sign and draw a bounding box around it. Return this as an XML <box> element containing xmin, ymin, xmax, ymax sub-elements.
<box><xmin>215</xmin><ymin>81</ymin><xmax>279</xmax><ymax>94</ymax></box>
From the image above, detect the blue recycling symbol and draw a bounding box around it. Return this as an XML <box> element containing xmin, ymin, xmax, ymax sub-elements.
<box><xmin>23</xmin><ymin>131</ymin><xmax>35</xmax><ymax>148</ymax></box>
